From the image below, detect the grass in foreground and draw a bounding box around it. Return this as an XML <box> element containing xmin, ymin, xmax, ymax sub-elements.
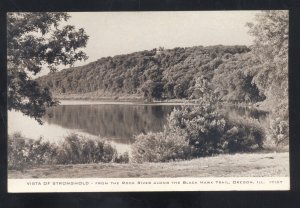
<box><xmin>8</xmin><ymin>152</ymin><xmax>289</xmax><ymax>178</ymax></box>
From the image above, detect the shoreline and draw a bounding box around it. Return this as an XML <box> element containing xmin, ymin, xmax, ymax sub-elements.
<box><xmin>58</xmin><ymin>99</ymin><xmax>198</xmax><ymax>106</ymax></box>
<box><xmin>54</xmin><ymin>93</ymin><xmax>268</xmax><ymax>110</ymax></box>
<box><xmin>57</xmin><ymin>98</ymin><xmax>268</xmax><ymax>112</ymax></box>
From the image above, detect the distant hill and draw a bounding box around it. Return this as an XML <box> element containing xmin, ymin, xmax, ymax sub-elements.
<box><xmin>37</xmin><ymin>45</ymin><xmax>265</xmax><ymax>103</ymax></box>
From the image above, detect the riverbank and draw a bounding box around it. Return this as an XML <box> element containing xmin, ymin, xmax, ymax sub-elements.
<box><xmin>58</xmin><ymin>99</ymin><xmax>199</xmax><ymax>106</ymax></box>
<box><xmin>53</xmin><ymin>91</ymin><xmax>144</xmax><ymax>102</ymax></box>
<box><xmin>54</xmin><ymin>92</ymin><xmax>268</xmax><ymax>111</ymax></box>
<box><xmin>54</xmin><ymin>93</ymin><xmax>192</xmax><ymax>105</ymax></box>
<box><xmin>8</xmin><ymin>152</ymin><xmax>289</xmax><ymax>178</ymax></box>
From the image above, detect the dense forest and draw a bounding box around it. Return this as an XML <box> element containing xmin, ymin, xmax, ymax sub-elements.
<box><xmin>37</xmin><ymin>45</ymin><xmax>266</xmax><ymax>104</ymax></box>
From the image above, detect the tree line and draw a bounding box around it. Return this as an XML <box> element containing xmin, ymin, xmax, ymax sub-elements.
<box><xmin>37</xmin><ymin>45</ymin><xmax>266</xmax><ymax>104</ymax></box>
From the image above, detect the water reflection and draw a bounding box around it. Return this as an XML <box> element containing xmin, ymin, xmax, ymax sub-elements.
<box><xmin>44</xmin><ymin>104</ymin><xmax>175</xmax><ymax>143</ymax></box>
<box><xmin>9</xmin><ymin>103</ymin><xmax>269</xmax><ymax>148</ymax></box>
<box><xmin>220</xmin><ymin>105</ymin><xmax>269</xmax><ymax>123</ymax></box>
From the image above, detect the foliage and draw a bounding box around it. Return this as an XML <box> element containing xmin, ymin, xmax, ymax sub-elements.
<box><xmin>37</xmin><ymin>45</ymin><xmax>255</xmax><ymax>102</ymax></box>
<box><xmin>223</xmin><ymin>117</ymin><xmax>265</xmax><ymax>152</ymax></box>
<box><xmin>56</xmin><ymin>134</ymin><xmax>117</xmax><ymax>164</ymax></box>
<box><xmin>7</xmin><ymin>12</ymin><xmax>89</xmax><ymax>123</ymax></box>
<box><xmin>8</xmin><ymin>132</ymin><xmax>58</xmax><ymax>170</ymax></box>
<box><xmin>166</xmin><ymin>107</ymin><xmax>266</xmax><ymax>157</ymax></box>
<box><xmin>246</xmin><ymin>11</ymin><xmax>289</xmax><ymax>145</ymax></box>
<box><xmin>141</xmin><ymin>80</ymin><xmax>164</xmax><ymax>100</ymax></box>
<box><xmin>131</xmin><ymin>131</ymin><xmax>190</xmax><ymax>163</ymax></box>
<box><xmin>114</xmin><ymin>152</ymin><xmax>130</xmax><ymax>163</ymax></box>
<box><xmin>247</xmin><ymin>10</ymin><xmax>288</xmax><ymax>102</ymax></box>
<box><xmin>163</xmin><ymin>76</ymin><xmax>266</xmax><ymax>159</ymax></box>
<box><xmin>8</xmin><ymin>133</ymin><xmax>128</xmax><ymax>170</ymax></box>
<box><xmin>131</xmin><ymin>76</ymin><xmax>266</xmax><ymax>162</ymax></box>
<box><xmin>131</xmin><ymin>106</ymin><xmax>266</xmax><ymax>162</ymax></box>
<box><xmin>166</xmin><ymin>106</ymin><xmax>226</xmax><ymax>157</ymax></box>
<box><xmin>269</xmin><ymin>118</ymin><xmax>289</xmax><ymax>146</ymax></box>
<box><xmin>165</xmin><ymin>75</ymin><xmax>224</xmax><ymax>157</ymax></box>
<box><xmin>213</xmin><ymin>53</ymin><xmax>265</xmax><ymax>103</ymax></box>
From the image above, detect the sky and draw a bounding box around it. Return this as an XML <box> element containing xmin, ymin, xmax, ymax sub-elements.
<box><xmin>39</xmin><ymin>11</ymin><xmax>259</xmax><ymax>75</ymax></box>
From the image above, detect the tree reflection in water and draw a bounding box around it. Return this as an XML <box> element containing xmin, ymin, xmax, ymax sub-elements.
<box><xmin>43</xmin><ymin>104</ymin><xmax>269</xmax><ymax>145</ymax></box>
<box><xmin>44</xmin><ymin>104</ymin><xmax>175</xmax><ymax>144</ymax></box>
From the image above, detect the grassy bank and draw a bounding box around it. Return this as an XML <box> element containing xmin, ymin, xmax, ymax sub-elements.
<box><xmin>8</xmin><ymin>152</ymin><xmax>289</xmax><ymax>178</ymax></box>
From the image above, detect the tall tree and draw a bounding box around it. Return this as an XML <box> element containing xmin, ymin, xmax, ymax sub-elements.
<box><xmin>247</xmin><ymin>10</ymin><xmax>289</xmax><ymax>145</ymax></box>
<box><xmin>7</xmin><ymin>12</ymin><xmax>89</xmax><ymax>123</ymax></box>
<box><xmin>246</xmin><ymin>10</ymin><xmax>288</xmax><ymax>117</ymax></box>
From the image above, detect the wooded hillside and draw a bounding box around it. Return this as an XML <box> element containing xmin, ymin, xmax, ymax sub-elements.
<box><xmin>37</xmin><ymin>45</ymin><xmax>265</xmax><ymax>103</ymax></box>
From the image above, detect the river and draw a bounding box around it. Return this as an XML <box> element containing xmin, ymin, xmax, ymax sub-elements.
<box><xmin>8</xmin><ymin>101</ymin><xmax>268</xmax><ymax>153</ymax></box>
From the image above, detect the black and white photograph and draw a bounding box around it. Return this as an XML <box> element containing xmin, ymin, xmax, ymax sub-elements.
<box><xmin>6</xmin><ymin>11</ymin><xmax>290</xmax><ymax>192</ymax></box>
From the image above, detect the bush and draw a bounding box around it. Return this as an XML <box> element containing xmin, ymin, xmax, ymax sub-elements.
<box><xmin>8</xmin><ymin>133</ymin><xmax>29</xmax><ymax>170</ymax></box>
<box><xmin>114</xmin><ymin>152</ymin><xmax>130</xmax><ymax>163</ymax></box>
<box><xmin>8</xmin><ymin>133</ymin><xmax>57</xmax><ymax>170</ymax></box>
<box><xmin>131</xmin><ymin>131</ymin><xmax>190</xmax><ymax>163</ymax></box>
<box><xmin>222</xmin><ymin>117</ymin><xmax>265</xmax><ymax>152</ymax></box>
<box><xmin>165</xmin><ymin>106</ymin><xmax>266</xmax><ymax>158</ymax></box>
<box><xmin>260</xmin><ymin>99</ymin><xmax>289</xmax><ymax>148</ymax></box>
<box><xmin>8</xmin><ymin>133</ymin><xmax>122</xmax><ymax>169</ymax></box>
<box><xmin>132</xmin><ymin>106</ymin><xmax>267</xmax><ymax>163</ymax></box>
<box><xmin>165</xmin><ymin>76</ymin><xmax>231</xmax><ymax>157</ymax></box>
<box><xmin>166</xmin><ymin>106</ymin><xmax>227</xmax><ymax>157</ymax></box>
<box><xmin>269</xmin><ymin>117</ymin><xmax>289</xmax><ymax>146</ymax></box>
<box><xmin>55</xmin><ymin>134</ymin><xmax>117</xmax><ymax>164</ymax></box>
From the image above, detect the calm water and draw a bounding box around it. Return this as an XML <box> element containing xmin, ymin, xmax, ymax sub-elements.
<box><xmin>8</xmin><ymin>102</ymin><xmax>268</xmax><ymax>153</ymax></box>
<box><xmin>8</xmin><ymin>103</ymin><xmax>175</xmax><ymax>153</ymax></box>
<box><xmin>44</xmin><ymin>104</ymin><xmax>175</xmax><ymax>143</ymax></box>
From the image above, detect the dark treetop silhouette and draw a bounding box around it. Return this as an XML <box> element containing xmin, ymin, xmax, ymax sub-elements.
<box><xmin>7</xmin><ymin>12</ymin><xmax>89</xmax><ymax>123</ymax></box>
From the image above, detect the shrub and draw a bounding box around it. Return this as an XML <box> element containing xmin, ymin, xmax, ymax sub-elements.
<box><xmin>55</xmin><ymin>134</ymin><xmax>117</xmax><ymax>164</ymax></box>
<box><xmin>165</xmin><ymin>106</ymin><xmax>266</xmax><ymax>158</ymax></box>
<box><xmin>264</xmin><ymin>99</ymin><xmax>289</xmax><ymax>148</ymax></box>
<box><xmin>131</xmin><ymin>131</ymin><xmax>190</xmax><ymax>163</ymax></box>
<box><xmin>8</xmin><ymin>133</ymin><xmax>29</xmax><ymax>170</ymax></box>
<box><xmin>27</xmin><ymin>138</ymin><xmax>58</xmax><ymax>164</ymax></box>
<box><xmin>56</xmin><ymin>134</ymin><xmax>83</xmax><ymax>164</ymax></box>
<box><xmin>256</xmin><ymin>104</ymin><xmax>289</xmax><ymax>149</ymax></box>
<box><xmin>222</xmin><ymin>116</ymin><xmax>265</xmax><ymax>152</ymax></box>
<box><xmin>8</xmin><ymin>133</ymin><xmax>57</xmax><ymax>170</ymax></box>
<box><xmin>97</xmin><ymin>140</ymin><xmax>118</xmax><ymax>163</ymax></box>
<box><xmin>114</xmin><ymin>152</ymin><xmax>130</xmax><ymax>163</ymax></box>
<box><xmin>8</xmin><ymin>133</ymin><xmax>121</xmax><ymax>169</ymax></box>
<box><xmin>269</xmin><ymin>117</ymin><xmax>289</xmax><ymax>146</ymax></box>
<box><xmin>166</xmin><ymin>106</ymin><xmax>227</xmax><ymax>157</ymax></box>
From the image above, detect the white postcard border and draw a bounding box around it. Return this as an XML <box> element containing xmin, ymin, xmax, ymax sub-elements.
<box><xmin>8</xmin><ymin>177</ymin><xmax>290</xmax><ymax>192</ymax></box>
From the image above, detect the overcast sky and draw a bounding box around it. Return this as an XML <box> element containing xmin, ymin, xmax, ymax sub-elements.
<box><xmin>39</xmin><ymin>11</ymin><xmax>259</xmax><ymax>76</ymax></box>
